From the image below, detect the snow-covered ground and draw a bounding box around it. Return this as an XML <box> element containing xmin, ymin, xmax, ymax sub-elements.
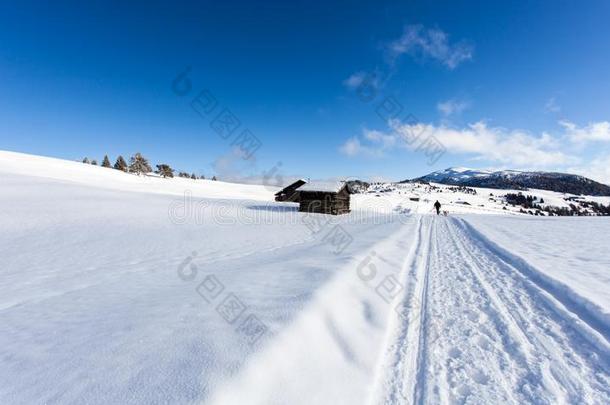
<box><xmin>459</xmin><ymin>215</ymin><xmax>610</xmax><ymax>334</ymax></box>
<box><xmin>359</xmin><ymin>181</ymin><xmax>610</xmax><ymax>216</ymax></box>
<box><xmin>0</xmin><ymin>150</ymin><xmax>272</xmax><ymax>202</ymax></box>
<box><xmin>1</xmin><ymin>151</ymin><xmax>609</xmax><ymax>404</ymax></box>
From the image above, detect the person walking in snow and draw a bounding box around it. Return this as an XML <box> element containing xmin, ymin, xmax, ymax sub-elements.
<box><xmin>434</xmin><ymin>200</ymin><xmax>441</xmax><ymax>215</ymax></box>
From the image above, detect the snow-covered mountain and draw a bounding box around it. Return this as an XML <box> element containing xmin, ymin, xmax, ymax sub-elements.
<box><xmin>410</xmin><ymin>167</ymin><xmax>610</xmax><ymax>196</ymax></box>
<box><xmin>409</xmin><ymin>167</ymin><xmax>496</xmax><ymax>183</ymax></box>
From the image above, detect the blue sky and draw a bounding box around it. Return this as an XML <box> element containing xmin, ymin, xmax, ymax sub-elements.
<box><xmin>2</xmin><ymin>1</ymin><xmax>610</xmax><ymax>183</ymax></box>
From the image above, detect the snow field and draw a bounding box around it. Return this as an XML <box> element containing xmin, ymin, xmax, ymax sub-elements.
<box><xmin>208</xmin><ymin>217</ymin><xmax>422</xmax><ymax>404</ymax></box>
<box><xmin>1</xmin><ymin>151</ymin><xmax>609</xmax><ymax>404</ymax></box>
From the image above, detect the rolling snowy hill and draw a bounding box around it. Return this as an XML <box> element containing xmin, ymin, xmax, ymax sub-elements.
<box><xmin>1</xmin><ymin>151</ymin><xmax>609</xmax><ymax>404</ymax></box>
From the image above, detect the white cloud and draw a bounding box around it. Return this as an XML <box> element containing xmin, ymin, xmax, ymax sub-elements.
<box><xmin>211</xmin><ymin>147</ymin><xmax>257</xmax><ymax>180</ymax></box>
<box><xmin>398</xmin><ymin>121</ymin><xmax>573</xmax><ymax>167</ymax></box>
<box><xmin>343</xmin><ymin>25</ymin><xmax>471</xmax><ymax>92</ymax></box>
<box><xmin>363</xmin><ymin>128</ymin><xmax>396</xmax><ymax>148</ymax></box>
<box><xmin>568</xmin><ymin>154</ymin><xmax>610</xmax><ymax>185</ymax></box>
<box><xmin>339</xmin><ymin>135</ymin><xmax>384</xmax><ymax>158</ymax></box>
<box><xmin>544</xmin><ymin>97</ymin><xmax>561</xmax><ymax>113</ymax></box>
<box><xmin>437</xmin><ymin>99</ymin><xmax>470</xmax><ymax>117</ymax></box>
<box><xmin>343</xmin><ymin>72</ymin><xmax>365</xmax><ymax>89</ymax></box>
<box><xmin>560</xmin><ymin>120</ymin><xmax>610</xmax><ymax>143</ymax></box>
<box><xmin>340</xmin><ymin>119</ymin><xmax>577</xmax><ymax>168</ymax></box>
<box><xmin>339</xmin><ymin>137</ymin><xmax>362</xmax><ymax>156</ymax></box>
<box><xmin>387</xmin><ymin>25</ymin><xmax>473</xmax><ymax>69</ymax></box>
<box><xmin>342</xmin><ymin>71</ymin><xmax>380</xmax><ymax>91</ymax></box>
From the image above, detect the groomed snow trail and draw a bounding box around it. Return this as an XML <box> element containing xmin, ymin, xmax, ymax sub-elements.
<box><xmin>372</xmin><ymin>216</ymin><xmax>610</xmax><ymax>405</ymax></box>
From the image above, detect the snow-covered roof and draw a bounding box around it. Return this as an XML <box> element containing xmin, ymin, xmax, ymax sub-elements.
<box><xmin>298</xmin><ymin>180</ymin><xmax>347</xmax><ymax>193</ymax></box>
<box><xmin>274</xmin><ymin>179</ymin><xmax>307</xmax><ymax>194</ymax></box>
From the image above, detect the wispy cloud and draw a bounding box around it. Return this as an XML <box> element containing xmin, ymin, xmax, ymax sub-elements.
<box><xmin>339</xmin><ymin>134</ymin><xmax>385</xmax><ymax>158</ymax></box>
<box><xmin>437</xmin><ymin>99</ymin><xmax>470</xmax><ymax>117</ymax></box>
<box><xmin>343</xmin><ymin>71</ymin><xmax>366</xmax><ymax>89</ymax></box>
<box><xmin>560</xmin><ymin>120</ymin><xmax>610</xmax><ymax>143</ymax></box>
<box><xmin>569</xmin><ymin>154</ymin><xmax>610</xmax><ymax>184</ymax></box>
<box><xmin>211</xmin><ymin>147</ymin><xmax>258</xmax><ymax>180</ymax></box>
<box><xmin>363</xmin><ymin>128</ymin><xmax>397</xmax><ymax>148</ymax></box>
<box><xmin>339</xmin><ymin>137</ymin><xmax>363</xmax><ymax>157</ymax></box>
<box><xmin>342</xmin><ymin>71</ymin><xmax>381</xmax><ymax>93</ymax></box>
<box><xmin>387</xmin><ymin>25</ymin><xmax>474</xmax><ymax>69</ymax></box>
<box><xmin>343</xmin><ymin>25</ymin><xmax>473</xmax><ymax>92</ymax></box>
<box><xmin>544</xmin><ymin>97</ymin><xmax>561</xmax><ymax>113</ymax></box>
<box><xmin>340</xmin><ymin>119</ymin><xmax>577</xmax><ymax>168</ymax></box>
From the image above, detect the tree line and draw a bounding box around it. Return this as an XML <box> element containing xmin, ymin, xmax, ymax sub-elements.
<box><xmin>81</xmin><ymin>153</ymin><xmax>217</xmax><ymax>181</ymax></box>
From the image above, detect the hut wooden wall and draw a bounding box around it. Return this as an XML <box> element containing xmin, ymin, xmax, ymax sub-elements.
<box><xmin>298</xmin><ymin>188</ymin><xmax>350</xmax><ymax>215</ymax></box>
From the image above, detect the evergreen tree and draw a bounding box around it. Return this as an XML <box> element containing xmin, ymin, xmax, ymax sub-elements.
<box><xmin>191</xmin><ymin>173</ymin><xmax>197</xmax><ymax>179</ymax></box>
<box><xmin>200</xmin><ymin>174</ymin><xmax>205</xmax><ymax>180</ymax></box>
<box><xmin>101</xmin><ymin>155</ymin><xmax>112</xmax><ymax>168</ymax></box>
<box><xmin>114</xmin><ymin>155</ymin><xmax>128</xmax><ymax>171</ymax></box>
<box><xmin>156</xmin><ymin>164</ymin><xmax>174</xmax><ymax>178</ymax></box>
<box><xmin>212</xmin><ymin>175</ymin><xmax>217</xmax><ymax>181</ymax></box>
<box><xmin>91</xmin><ymin>159</ymin><xmax>98</xmax><ymax>165</ymax></box>
<box><xmin>128</xmin><ymin>153</ymin><xmax>152</xmax><ymax>175</ymax></box>
<box><xmin>82</xmin><ymin>157</ymin><xmax>90</xmax><ymax>164</ymax></box>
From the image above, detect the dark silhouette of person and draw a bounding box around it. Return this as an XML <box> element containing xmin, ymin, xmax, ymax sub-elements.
<box><xmin>434</xmin><ymin>200</ymin><xmax>441</xmax><ymax>215</ymax></box>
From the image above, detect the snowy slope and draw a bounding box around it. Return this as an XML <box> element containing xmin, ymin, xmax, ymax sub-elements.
<box><xmin>460</xmin><ymin>215</ymin><xmax>610</xmax><ymax>330</ymax></box>
<box><xmin>1</xmin><ymin>151</ymin><xmax>609</xmax><ymax>404</ymax></box>
<box><xmin>0</xmin><ymin>150</ymin><xmax>273</xmax><ymax>201</ymax></box>
<box><xmin>0</xmin><ymin>168</ymin><xmax>409</xmax><ymax>404</ymax></box>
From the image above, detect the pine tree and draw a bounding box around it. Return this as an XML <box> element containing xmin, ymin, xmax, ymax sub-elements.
<box><xmin>82</xmin><ymin>157</ymin><xmax>90</xmax><ymax>164</ymax></box>
<box><xmin>114</xmin><ymin>156</ymin><xmax>128</xmax><ymax>171</ymax></box>
<box><xmin>102</xmin><ymin>155</ymin><xmax>111</xmax><ymax>168</ymax></box>
<box><xmin>191</xmin><ymin>173</ymin><xmax>197</xmax><ymax>179</ymax></box>
<box><xmin>91</xmin><ymin>159</ymin><xmax>98</xmax><ymax>165</ymax></box>
<box><xmin>200</xmin><ymin>174</ymin><xmax>205</xmax><ymax>180</ymax></box>
<box><xmin>128</xmin><ymin>153</ymin><xmax>152</xmax><ymax>175</ymax></box>
<box><xmin>212</xmin><ymin>175</ymin><xmax>217</xmax><ymax>181</ymax></box>
<box><xmin>156</xmin><ymin>164</ymin><xmax>174</xmax><ymax>178</ymax></box>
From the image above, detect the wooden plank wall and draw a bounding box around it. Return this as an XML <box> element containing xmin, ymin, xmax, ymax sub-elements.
<box><xmin>298</xmin><ymin>190</ymin><xmax>350</xmax><ymax>215</ymax></box>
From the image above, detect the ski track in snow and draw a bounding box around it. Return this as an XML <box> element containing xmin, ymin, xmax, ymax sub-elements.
<box><xmin>204</xmin><ymin>216</ymin><xmax>609</xmax><ymax>404</ymax></box>
<box><xmin>370</xmin><ymin>216</ymin><xmax>610</xmax><ymax>405</ymax></box>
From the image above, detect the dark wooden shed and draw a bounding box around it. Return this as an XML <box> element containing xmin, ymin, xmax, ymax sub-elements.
<box><xmin>274</xmin><ymin>179</ymin><xmax>307</xmax><ymax>202</ymax></box>
<box><xmin>298</xmin><ymin>181</ymin><xmax>351</xmax><ymax>215</ymax></box>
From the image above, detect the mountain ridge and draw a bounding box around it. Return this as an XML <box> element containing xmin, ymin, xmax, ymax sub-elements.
<box><xmin>408</xmin><ymin>167</ymin><xmax>610</xmax><ymax>196</ymax></box>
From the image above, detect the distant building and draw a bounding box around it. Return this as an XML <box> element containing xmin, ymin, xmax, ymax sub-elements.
<box><xmin>297</xmin><ymin>181</ymin><xmax>351</xmax><ymax>215</ymax></box>
<box><xmin>274</xmin><ymin>179</ymin><xmax>307</xmax><ymax>202</ymax></box>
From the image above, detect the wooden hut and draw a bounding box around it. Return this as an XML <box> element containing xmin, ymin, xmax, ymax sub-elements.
<box><xmin>298</xmin><ymin>181</ymin><xmax>351</xmax><ymax>215</ymax></box>
<box><xmin>274</xmin><ymin>179</ymin><xmax>307</xmax><ymax>202</ymax></box>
